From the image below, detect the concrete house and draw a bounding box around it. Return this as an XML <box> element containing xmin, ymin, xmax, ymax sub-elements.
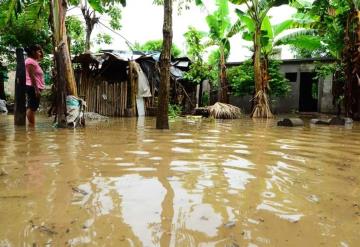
<box><xmin>228</xmin><ymin>58</ymin><xmax>336</xmax><ymax>114</ymax></box>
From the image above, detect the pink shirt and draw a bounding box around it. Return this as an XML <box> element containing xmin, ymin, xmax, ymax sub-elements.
<box><xmin>25</xmin><ymin>57</ymin><xmax>45</xmax><ymax>90</ymax></box>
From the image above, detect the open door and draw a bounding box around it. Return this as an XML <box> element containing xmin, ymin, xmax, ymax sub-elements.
<box><xmin>299</xmin><ymin>72</ymin><xmax>318</xmax><ymax>112</ymax></box>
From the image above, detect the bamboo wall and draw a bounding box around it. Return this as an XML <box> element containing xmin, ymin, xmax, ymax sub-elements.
<box><xmin>78</xmin><ymin>73</ymin><xmax>128</xmax><ymax>117</ymax></box>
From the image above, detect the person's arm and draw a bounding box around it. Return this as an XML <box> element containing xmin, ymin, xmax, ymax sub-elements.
<box><xmin>27</xmin><ymin>64</ymin><xmax>40</xmax><ymax>97</ymax></box>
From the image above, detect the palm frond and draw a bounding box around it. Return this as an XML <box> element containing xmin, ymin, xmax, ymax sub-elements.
<box><xmin>276</xmin><ymin>32</ymin><xmax>322</xmax><ymax>51</ymax></box>
<box><xmin>208</xmin><ymin>102</ymin><xmax>241</xmax><ymax>119</ymax></box>
<box><xmin>235</xmin><ymin>9</ymin><xmax>255</xmax><ymax>33</ymax></box>
<box><xmin>273</xmin><ymin>19</ymin><xmax>293</xmax><ymax>37</ymax></box>
<box><xmin>274</xmin><ymin>28</ymin><xmax>317</xmax><ymax>46</ymax></box>
<box><xmin>227</xmin><ymin>19</ymin><xmax>242</xmax><ymax>38</ymax></box>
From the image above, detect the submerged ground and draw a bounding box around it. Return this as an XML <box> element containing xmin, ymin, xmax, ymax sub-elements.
<box><xmin>0</xmin><ymin>115</ymin><xmax>359</xmax><ymax>246</ymax></box>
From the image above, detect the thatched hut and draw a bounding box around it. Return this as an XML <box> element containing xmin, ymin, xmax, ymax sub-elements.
<box><xmin>73</xmin><ymin>50</ymin><xmax>196</xmax><ymax>117</ymax></box>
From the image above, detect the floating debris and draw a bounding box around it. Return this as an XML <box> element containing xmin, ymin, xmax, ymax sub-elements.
<box><xmin>72</xmin><ymin>187</ymin><xmax>88</xmax><ymax>196</ymax></box>
<box><xmin>0</xmin><ymin>168</ymin><xmax>8</xmax><ymax>176</ymax></box>
<box><xmin>208</xmin><ymin>102</ymin><xmax>241</xmax><ymax>119</ymax></box>
<box><xmin>84</xmin><ymin>112</ymin><xmax>109</xmax><ymax>121</ymax></box>
<box><xmin>224</xmin><ymin>221</ymin><xmax>236</xmax><ymax>228</ymax></box>
<box><xmin>277</xmin><ymin>118</ymin><xmax>304</xmax><ymax>127</ymax></box>
<box><xmin>38</xmin><ymin>225</ymin><xmax>57</xmax><ymax>235</ymax></box>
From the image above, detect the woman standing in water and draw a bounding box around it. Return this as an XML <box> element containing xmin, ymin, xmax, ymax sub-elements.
<box><xmin>25</xmin><ymin>45</ymin><xmax>44</xmax><ymax>125</ymax></box>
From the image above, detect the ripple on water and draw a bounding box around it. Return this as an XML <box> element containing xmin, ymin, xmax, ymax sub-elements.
<box><xmin>172</xmin><ymin>147</ymin><xmax>192</xmax><ymax>153</ymax></box>
<box><xmin>172</xmin><ymin>139</ymin><xmax>194</xmax><ymax>144</ymax></box>
<box><xmin>125</xmin><ymin>150</ymin><xmax>150</xmax><ymax>155</ymax></box>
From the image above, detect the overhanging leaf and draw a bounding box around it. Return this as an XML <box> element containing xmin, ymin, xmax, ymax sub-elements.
<box><xmin>88</xmin><ymin>0</ymin><xmax>103</xmax><ymax>13</ymax></box>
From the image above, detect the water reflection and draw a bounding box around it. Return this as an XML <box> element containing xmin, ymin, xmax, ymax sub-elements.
<box><xmin>0</xmin><ymin>115</ymin><xmax>360</xmax><ymax>246</ymax></box>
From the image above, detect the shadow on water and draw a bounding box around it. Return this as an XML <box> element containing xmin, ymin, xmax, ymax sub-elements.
<box><xmin>0</xmin><ymin>114</ymin><xmax>360</xmax><ymax>246</ymax></box>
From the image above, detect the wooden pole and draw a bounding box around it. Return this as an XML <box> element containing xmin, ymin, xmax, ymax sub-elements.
<box><xmin>0</xmin><ymin>63</ymin><xmax>6</xmax><ymax>100</ymax></box>
<box><xmin>54</xmin><ymin>48</ymin><xmax>67</xmax><ymax>127</ymax></box>
<box><xmin>14</xmin><ymin>48</ymin><xmax>26</xmax><ymax>126</ymax></box>
<box><xmin>156</xmin><ymin>0</ymin><xmax>172</xmax><ymax>129</ymax></box>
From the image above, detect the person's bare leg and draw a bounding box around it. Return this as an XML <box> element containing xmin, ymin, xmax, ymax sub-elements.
<box><xmin>26</xmin><ymin>108</ymin><xmax>35</xmax><ymax>126</ymax></box>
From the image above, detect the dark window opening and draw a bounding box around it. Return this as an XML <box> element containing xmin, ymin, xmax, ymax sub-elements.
<box><xmin>285</xmin><ymin>72</ymin><xmax>297</xmax><ymax>82</ymax></box>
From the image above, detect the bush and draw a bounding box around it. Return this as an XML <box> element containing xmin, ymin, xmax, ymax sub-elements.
<box><xmin>227</xmin><ymin>60</ymin><xmax>291</xmax><ymax>98</ymax></box>
<box><xmin>168</xmin><ymin>104</ymin><xmax>182</xmax><ymax>118</ymax></box>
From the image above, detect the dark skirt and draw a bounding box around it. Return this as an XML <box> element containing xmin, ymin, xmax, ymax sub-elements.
<box><xmin>26</xmin><ymin>86</ymin><xmax>41</xmax><ymax>111</ymax></box>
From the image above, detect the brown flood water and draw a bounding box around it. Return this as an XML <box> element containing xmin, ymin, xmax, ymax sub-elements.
<box><xmin>0</xmin><ymin>115</ymin><xmax>360</xmax><ymax>247</ymax></box>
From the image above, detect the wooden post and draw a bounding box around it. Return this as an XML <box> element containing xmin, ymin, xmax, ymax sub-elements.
<box><xmin>54</xmin><ymin>48</ymin><xmax>67</xmax><ymax>127</ymax></box>
<box><xmin>14</xmin><ymin>48</ymin><xmax>26</xmax><ymax>125</ymax></box>
<box><xmin>127</xmin><ymin>62</ymin><xmax>137</xmax><ymax>117</ymax></box>
<box><xmin>0</xmin><ymin>63</ymin><xmax>6</xmax><ymax>100</ymax></box>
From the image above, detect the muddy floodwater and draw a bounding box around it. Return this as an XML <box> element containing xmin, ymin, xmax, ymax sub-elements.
<box><xmin>0</xmin><ymin>115</ymin><xmax>359</xmax><ymax>247</ymax></box>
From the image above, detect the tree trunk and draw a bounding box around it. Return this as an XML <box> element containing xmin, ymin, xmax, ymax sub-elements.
<box><xmin>353</xmin><ymin>10</ymin><xmax>360</xmax><ymax>119</ymax></box>
<box><xmin>0</xmin><ymin>75</ymin><xmax>5</xmax><ymax>100</ymax></box>
<box><xmin>343</xmin><ymin>9</ymin><xmax>360</xmax><ymax>120</ymax></box>
<box><xmin>251</xmin><ymin>26</ymin><xmax>273</xmax><ymax>118</ymax></box>
<box><xmin>81</xmin><ymin>4</ymin><xmax>98</xmax><ymax>52</ymax></box>
<box><xmin>218</xmin><ymin>45</ymin><xmax>229</xmax><ymax>103</ymax></box>
<box><xmin>343</xmin><ymin>12</ymin><xmax>353</xmax><ymax>117</ymax></box>
<box><xmin>156</xmin><ymin>0</ymin><xmax>172</xmax><ymax>129</ymax></box>
<box><xmin>254</xmin><ymin>26</ymin><xmax>262</xmax><ymax>93</ymax></box>
<box><xmin>50</xmin><ymin>0</ymin><xmax>78</xmax><ymax>97</ymax></box>
<box><xmin>14</xmin><ymin>48</ymin><xmax>26</xmax><ymax>125</ymax></box>
<box><xmin>54</xmin><ymin>47</ymin><xmax>67</xmax><ymax>127</ymax></box>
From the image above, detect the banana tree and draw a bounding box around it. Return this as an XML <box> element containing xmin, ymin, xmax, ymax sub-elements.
<box><xmin>343</xmin><ymin>0</ymin><xmax>360</xmax><ymax>119</ymax></box>
<box><xmin>229</xmin><ymin>0</ymin><xmax>289</xmax><ymax>118</ymax></box>
<box><xmin>296</xmin><ymin>0</ymin><xmax>360</xmax><ymax>119</ymax></box>
<box><xmin>245</xmin><ymin>14</ymin><xmax>318</xmax><ymax>87</ymax></box>
<box><xmin>204</xmin><ymin>0</ymin><xmax>241</xmax><ymax>103</ymax></box>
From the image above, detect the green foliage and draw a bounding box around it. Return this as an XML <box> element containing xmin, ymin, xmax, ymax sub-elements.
<box><xmin>314</xmin><ymin>63</ymin><xmax>338</xmax><ymax>79</ymax></box>
<box><xmin>66</xmin><ymin>16</ymin><xmax>86</xmax><ymax>55</ymax></box>
<box><xmin>134</xmin><ymin>40</ymin><xmax>182</xmax><ymax>57</ymax></box>
<box><xmin>68</xmin><ymin>0</ymin><xmax>124</xmax><ymax>50</ymax></box>
<box><xmin>96</xmin><ymin>33</ymin><xmax>112</xmax><ymax>45</ymax></box>
<box><xmin>293</xmin><ymin>0</ymin><xmax>349</xmax><ymax>59</ymax></box>
<box><xmin>206</xmin><ymin>0</ymin><xmax>231</xmax><ymax>43</ymax></box>
<box><xmin>168</xmin><ymin>104</ymin><xmax>182</xmax><ymax>118</ymax></box>
<box><xmin>184</xmin><ymin>27</ymin><xmax>206</xmax><ymax>61</ymax></box>
<box><xmin>228</xmin><ymin>60</ymin><xmax>290</xmax><ymax>98</ymax></box>
<box><xmin>207</xmin><ymin>50</ymin><xmax>221</xmax><ymax>86</ymax></box>
<box><xmin>0</xmin><ymin>2</ymin><xmax>51</xmax><ymax>67</ymax></box>
<box><xmin>184</xmin><ymin>61</ymin><xmax>212</xmax><ymax>84</ymax></box>
<box><xmin>0</xmin><ymin>64</ymin><xmax>8</xmax><ymax>81</ymax></box>
<box><xmin>267</xmin><ymin>60</ymin><xmax>291</xmax><ymax>97</ymax></box>
<box><xmin>183</xmin><ymin>27</ymin><xmax>211</xmax><ymax>84</ymax></box>
<box><xmin>108</xmin><ymin>7</ymin><xmax>122</xmax><ymax>30</ymax></box>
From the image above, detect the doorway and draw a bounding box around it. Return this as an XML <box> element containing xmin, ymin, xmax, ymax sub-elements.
<box><xmin>299</xmin><ymin>72</ymin><xmax>318</xmax><ymax>112</ymax></box>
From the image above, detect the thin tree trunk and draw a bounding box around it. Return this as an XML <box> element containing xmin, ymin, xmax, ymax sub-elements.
<box><xmin>156</xmin><ymin>0</ymin><xmax>172</xmax><ymax>129</ymax></box>
<box><xmin>254</xmin><ymin>26</ymin><xmax>262</xmax><ymax>93</ymax></box>
<box><xmin>218</xmin><ymin>45</ymin><xmax>229</xmax><ymax>103</ymax></box>
<box><xmin>85</xmin><ymin>30</ymin><xmax>91</xmax><ymax>52</ymax></box>
<box><xmin>251</xmin><ymin>26</ymin><xmax>273</xmax><ymax>118</ymax></box>
<box><xmin>14</xmin><ymin>48</ymin><xmax>26</xmax><ymax>125</ymax></box>
<box><xmin>54</xmin><ymin>48</ymin><xmax>67</xmax><ymax>127</ymax></box>
<box><xmin>0</xmin><ymin>75</ymin><xmax>5</xmax><ymax>100</ymax></box>
<box><xmin>81</xmin><ymin>4</ymin><xmax>97</xmax><ymax>52</ymax></box>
